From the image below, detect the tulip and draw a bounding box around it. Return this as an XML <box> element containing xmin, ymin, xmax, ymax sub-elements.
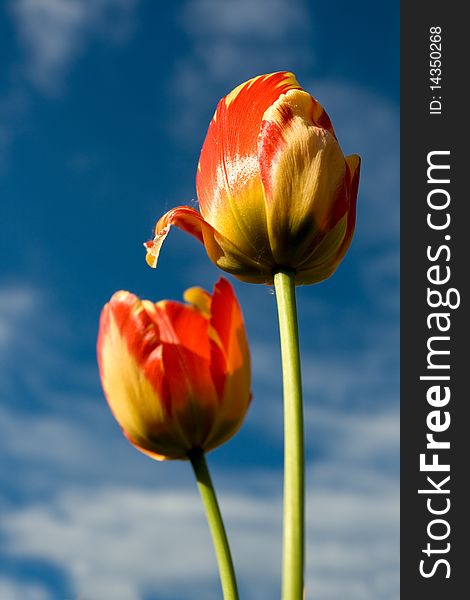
<box><xmin>97</xmin><ymin>278</ymin><xmax>251</xmax><ymax>461</ymax></box>
<box><xmin>145</xmin><ymin>71</ymin><xmax>360</xmax><ymax>285</ymax></box>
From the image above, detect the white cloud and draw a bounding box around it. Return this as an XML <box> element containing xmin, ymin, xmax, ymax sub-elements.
<box><xmin>0</xmin><ymin>0</ymin><xmax>139</xmax><ymax>171</ymax></box>
<box><xmin>9</xmin><ymin>0</ymin><xmax>139</xmax><ymax>94</ymax></box>
<box><xmin>0</xmin><ymin>2</ymin><xmax>399</xmax><ymax>597</ymax></box>
<box><xmin>0</xmin><ymin>285</ymin><xmax>39</xmax><ymax>350</ymax></box>
<box><xmin>1</xmin><ymin>306</ymin><xmax>398</xmax><ymax>598</ymax></box>
<box><xmin>0</xmin><ymin>284</ymin><xmax>70</xmax><ymax>400</ymax></box>
<box><xmin>11</xmin><ymin>0</ymin><xmax>89</xmax><ymax>94</ymax></box>
<box><xmin>0</xmin><ymin>267</ymin><xmax>398</xmax><ymax>600</ymax></box>
<box><xmin>0</xmin><ymin>394</ymin><xmax>398</xmax><ymax>599</ymax></box>
<box><xmin>182</xmin><ymin>0</ymin><xmax>309</xmax><ymax>40</ymax></box>
<box><xmin>0</xmin><ymin>291</ymin><xmax>398</xmax><ymax>600</ymax></box>
<box><xmin>0</xmin><ymin>579</ymin><xmax>52</xmax><ymax>600</ymax></box>
<box><xmin>3</xmin><ymin>459</ymin><xmax>398</xmax><ymax>600</ymax></box>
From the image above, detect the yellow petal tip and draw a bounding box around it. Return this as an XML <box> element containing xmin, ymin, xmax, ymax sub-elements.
<box><xmin>144</xmin><ymin>231</ymin><xmax>168</xmax><ymax>269</ymax></box>
<box><xmin>144</xmin><ymin>241</ymin><xmax>157</xmax><ymax>268</ymax></box>
<box><xmin>184</xmin><ymin>286</ymin><xmax>212</xmax><ymax>317</ymax></box>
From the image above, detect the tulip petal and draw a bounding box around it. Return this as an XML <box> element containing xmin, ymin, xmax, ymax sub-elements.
<box><xmin>203</xmin><ymin>279</ymin><xmax>251</xmax><ymax>450</ymax></box>
<box><xmin>145</xmin><ymin>206</ymin><xmax>205</xmax><ymax>268</ymax></box>
<box><xmin>183</xmin><ymin>286</ymin><xmax>212</xmax><ymax>318</ymax></box>
<box><xmin>146</xmin><ymin>205</ymin><xmax>274</xmax><ymax>283</ymax></box>
<box><xmin>295</xmin><ymin>214</ymin><xmax>348</xmax><ymax>284</ymax></box>
<box><xmin>293</xmin><ymin>153</ymin><xmax>360</xmax><ymax>285</ymax></box>
<box><xmin>160</xmin><ymin>342</ymin><xmax>218</xmax><ymax>451</ymax></box>
<box><xmin>345</xmin><ymin>154</ymin><xmax>361</xmax><ymax>214</ymax></box>
<box><xmin>258</xmin><ymin>89</ymin><xmax>349</xmax><ymax>266</ymax></box>
<box><xmin>197</xmin><ymin>72</ymin><xmax>301</xmax><ymax>261</ymax></box>
<box><xmin>152</xmin><ymin>300</ymin><xmax>211</xmax><ymax>361</ymax></box>
<box><xmin>183</xmin><ymin>283</ymin><xmax>228</xmax><ymax>399</ymax></box>
<box><xmin>121</xmin><ymin>435</ymin><xmax>169</xmax><ymax>462</ymax></box>
<box><xmin>330</xmin><ymin>152</ymin><xmax>360</xmax><ymax>261</ymax></box>
<box><xmin>328</xmin><ymin>153</ymin><xmax>360</xmax><ymax>265</ymax></box>
<box><xmin>210</xmin><ymin>279</ymin><xmax>249</xmax><ymax>376</ymax></box>
<box><xmin>97</xmin><ymin>292</ymin><xmax>170</xmax><ymax>443</ymax></box>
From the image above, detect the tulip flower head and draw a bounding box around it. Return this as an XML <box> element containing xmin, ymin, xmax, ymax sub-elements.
<box><xmin>97</xmin><ymin>278</ymin><xmax>251</xmax><ymax>460</ymax></box>
<box><xmin>146</xmin><ymin>71</ymin><xmax>360</xmax><ymax>285</ymax></box>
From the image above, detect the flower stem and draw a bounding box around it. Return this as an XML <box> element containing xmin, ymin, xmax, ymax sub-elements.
<box><xmin>189</xmin><ymin>448</ymin><xmax>239</xmax><ymax>600</ymax></box>
<box><xmin>274</xmin><ymin>270</ymin><xmax>305</xmax><ymax>600</ymax></box>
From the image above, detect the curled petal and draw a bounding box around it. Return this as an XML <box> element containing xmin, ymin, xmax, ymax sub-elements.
<box><xmin>145</xmin><ymin>205</ymin><xmax>274</xmax><ymax>283</ymax></box>
<box><xmin>145</xmin><ymin>206</ymin><xmax>204</xmax><ymax>268</ymax></box>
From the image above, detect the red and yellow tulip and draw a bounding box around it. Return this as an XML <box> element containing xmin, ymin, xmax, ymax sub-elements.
<box><xmin>145</xmin><ymin>71</ymin><xmax>360</xmax><ymax>285</ymax></box>
<box><xmin>97</xmin><ymin>278</ymin><xmax>251</xmax><ymax>460</ymax></box>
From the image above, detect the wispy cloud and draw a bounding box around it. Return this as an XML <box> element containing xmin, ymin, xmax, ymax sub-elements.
<box><xmin>0</xmin><ymin>0</ymin><xmax>139</xmax><ymax>171</ymax></box>
<box><xmin>180</xmin><ymin>0</ymin><xmax>312</xmax><ymax>78</ymax></box>
<box><xmin>0</xmin><ymin>277</ymin><xmax>398</xmax><ymax>599</ymax></box>
<box><xmin>0</xmin><ymin>578</ymin><xmax>52</xmax><ymax>600</ymax></box>
<box><xmin>9</xmin><ymin>0</ymin><xmax>139</xmax><ymax>95</ymax></box>
<box><xmin>0</xmin><ymin>285</ymin><xmax>38</xmax><ymax>348</ymax></box>
<box><xmin>1</xmin><ymin>2</ymin><xmax>399</xmax><ymax>598</ymax></box>
<box><xmin>3</xmin><ymin>464</ymin><xmax>398</xmax><ymax>600</ymax></box>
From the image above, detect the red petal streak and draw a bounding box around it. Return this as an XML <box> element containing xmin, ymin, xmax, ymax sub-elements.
<box><xmin>197</xmin><ymin>72</ymin><xmax>301</xmax><ymax>216</ymax></box>
<box><xmin>154</xmin><ymin>206</ymin><xmax>204</xmax><ymax>243</ymax></box>
<box><xmin>257</xmin><ymin>89</ymin><xmax>339</xmax><ymax>223</ymax></box>
<box><xmin>312</xmin><ymin>101</ymin><xmax>336</xmax><ymax>139</ymax></box>
<box><xmin>161</xmin><ymin>342</ymin><xmax>217</xmax><ymax>445</ymax></box>
<box><xmin>336</xmin><ymin>155</ymin><xmax>360</xmax><ymax>256</ymax></box>
<box><xmin>321</xmin><ymin>155</ymin><xmax>359</xmax><ymax>233</ymax></box>
<box><xmin>209</xmin><ymin>339</ymin><xmax>226</xmax><ymax>400</ymax></box>
<box><xmin>153</xmin><ymin>301</ymin><xmax>211</xmax><ymax>361</ymax></box>
<box><xmin>97</xmin><ymin>293</ymin><xmax>173</xmax><ymax>415</ymax></box>
<box><xmin>296</xmin><ymin>155</ymin><xmax>360</xmax><ymax>283</ymax></box>
<box><xmin>97</xmin><ymin>295</ymin><xmax>173</xmax><ymax>445</ymax></box>
<box><xmin>103</xmin><ymin>292</ymin><xmax>161</xmax><ymax>369</ymax></box>
<box><xmin>146</xmin><ymin>206</ymin><xmax>206</xmax><ymax>268</ymax></box>
<box><xmin>210</xmin><ymin>278</ymin><xmax>248</xmax><ymax>376</ymax></box>
<box><xmin>146</xmin><ymin>205</ymin><xmax>272</xmax><ymax>282</ymax></box>
<box><xmin>257</xmin><ymin>118</ymin><xmax>288</xmax><ymax>199</ymax></box>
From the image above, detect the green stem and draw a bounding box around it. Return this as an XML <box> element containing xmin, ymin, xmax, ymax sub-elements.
<box><xmin>274</xmin><ymin>270</ymin><xmax>305</xmax><ymax>600</ymax></box>
<box><xmin>189</xmin><ymin>448</ymin><xmax>239</xmax><ymax>600</ymax></box>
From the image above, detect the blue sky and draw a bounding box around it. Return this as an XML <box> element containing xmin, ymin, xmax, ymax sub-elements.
<box><xmin>0</xmin><ymin>1</ymin><xmax>399</xmax><ymax>599</ymax></box>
